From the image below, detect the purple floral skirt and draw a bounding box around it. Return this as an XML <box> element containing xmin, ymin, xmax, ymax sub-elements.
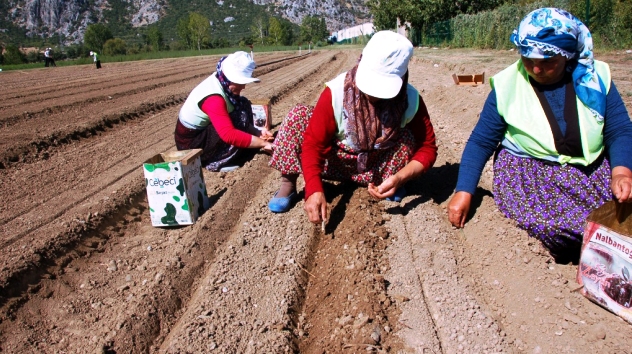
<box><xmin>493</xmin><ymin>149</ymin><xmax>612</xmax><ymax>255</ymax></box>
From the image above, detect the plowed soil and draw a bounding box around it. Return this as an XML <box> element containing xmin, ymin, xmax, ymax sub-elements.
<box><xmin>1</xmin><ymin>48</ymin><xmax>632</xmax><ymax>354</ymax></box>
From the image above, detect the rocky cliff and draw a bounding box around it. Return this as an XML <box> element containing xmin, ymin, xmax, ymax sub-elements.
<box><xmin>3</xmin><ymin>0</ymin><xmax>368</xmax><ymax>44</ymax></box>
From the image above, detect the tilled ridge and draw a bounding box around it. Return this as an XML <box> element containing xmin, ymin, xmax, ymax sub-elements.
<box><xmin>0</xmin><ymin>54</ymin><xmax>313</xmax><ymax>170</ymax></box>
<box><xmin>295</xmin><ymin>186</ymin><xmax>407</xmax><ymax>353</ymax></box>
<box><xmin>0</xmin><ymin>50</ymin><xmax>355</xmax><ymax>353</ymax></box>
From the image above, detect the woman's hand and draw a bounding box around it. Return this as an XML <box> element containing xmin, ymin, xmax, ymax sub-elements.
<box><xmin>259</xmin><ymin>128</ymin><xmax>274</xmax><ymax>142</ymax></box>
<box><xmin>304</xmin><ymin>192</ymin><xmax>327</xmax><ymax>224</ymax></box>
<box><xmin>611</xmin><ymin>166</ymin><xmax>632</xmax><ymax>203</ymax></box>
<box><xmin>447</xmin><ymin>191</ymin><xmax>473</xmax><ymax>228</ymax></box>
<box><xmin>261</xmin><ymin>142</ymin><xmax>274</xmax><ymax>155</ymax></box>
<box><xmin>368</xmin><ymin>175</ymin><xmax>402</xmax><ymax>200</ymax></box>
<box><xmin>368</xmin><ymin>160</ymin><xmax>425</xmax><ymax>200</ymax></box>
<box><xmin>249</xmin><ymin>131</ymin><xmax>274</xmax><ymax>153</ymax></box>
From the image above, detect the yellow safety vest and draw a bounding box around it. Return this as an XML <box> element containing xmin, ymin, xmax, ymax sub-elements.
<box><xmin>492</xmin><ymin>59</ymin><xmax>610</xmax><ymax>165</ymax></box>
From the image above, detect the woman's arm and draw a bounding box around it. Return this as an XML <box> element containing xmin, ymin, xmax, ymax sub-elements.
<box><xmin>367</xmin><ymin>95</ymin><xmax>437</xmax><ymax>199</ymax></box>
<box><xmin>201</xmin><ymin>95</ymin><xmax>271</xmax><ymax>150</ymax></box>
<box><xmin>301</xmin><ymin>88</ymin><xmax>338</xmax><ymax>200</ymax></box>
<box><xmin>448</xmin><ymin>90</ymin><xmax>507</xmax><ymax>227</ymax></box>
<box><xmin>456</xmin><ymin>90</ymin><xmax>507</xmax><ymax>194</ymax></box>
<box><xmin>603</xmin><ymin>82</ymin><xmax>632</xmax><ymax>202</ymax></box>
<box><xmin>405</xmin><ymin>94</ymin><xmax>438</xmax><ymax>175</ymax></box>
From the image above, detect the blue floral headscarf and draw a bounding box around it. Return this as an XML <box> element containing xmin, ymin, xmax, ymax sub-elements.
<box><xmin>510</xmin><ymin>7</ymin><xmax>606</xmax><ymax>122</ymax></box>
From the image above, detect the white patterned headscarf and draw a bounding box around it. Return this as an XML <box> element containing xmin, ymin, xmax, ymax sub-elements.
<box><xmin>510</xmin><ymin>7</ymin><xmax>606</xmax><ymax>122</ymax></box>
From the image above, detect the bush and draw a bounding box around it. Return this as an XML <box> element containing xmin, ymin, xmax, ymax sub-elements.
<box><xmin>3</xmin><ymin>45</ymin><xmax>26</xmax><ymax>65</ymax></box>
<box><xmin>26</xmin><ymin>50</ymin><xmax>41</xmax><ymax>63</ymax></box>
<box><xmin>103</xmin><ymin>38</ymin><xmax>127</xmax><ymax>55</ymax></box>
<box><xmin>127</xmin><ymin>46</ymin><xmax>140</xmax><ymax>55</ymax></box>
<box><xmin>421</xmin><ymin>0</ymin><xmax>632</xmax><ymax>50</ymax></box>
<box><xmin>64</xmin><ymin>43</ymin><xmax>86</xmax><ymax>59</ymax></box>
<box><xmin>168</xmin><ymin>41</ymin><xmax>187</xmax><ymax>51</ymax></box>
<box><xmin>84</xmin><ymin>23</ymin><xmax>114</xmax><ymax>53</ymax></box>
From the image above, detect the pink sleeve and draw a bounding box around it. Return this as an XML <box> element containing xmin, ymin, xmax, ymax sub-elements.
<box><xmin>200</xmin><ymin>95</ymin><xmax>253</xmax><ymax>148</ymax></box>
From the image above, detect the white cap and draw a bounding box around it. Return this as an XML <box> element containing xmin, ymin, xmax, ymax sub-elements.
<box><xmin>89</xmin><ymin>51</ymin><xmax>94</xmax><ymax>55</ymax></box>
<box><xmin>221</xmin><ymin>51</ymin><xmax>260</xmax><ymax>84</ymax></box>
<box><xmin>355</xmin><ymin>31</ymin><xmax>413</xmax><ymax>99</ymax></box>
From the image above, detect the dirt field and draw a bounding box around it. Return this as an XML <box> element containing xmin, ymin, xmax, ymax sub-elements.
<box><xmin>1</xmin><ymin>47</ymin><xmax>632</xmax><ymax>353</ymax></box>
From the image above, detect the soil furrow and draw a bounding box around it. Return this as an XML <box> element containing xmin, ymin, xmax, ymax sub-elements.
<box><xmin>0</xmin><ymin>60</ymin><xmax>210</xmax><ymax>106</ymax></box>
<box><xmin>0</xmin><ymin>50</ymin><xmax>352</xmax><ymax>354</ymax></box>
<box><xmin>0</xmin><ymin>54</ymin><xmax>323</xmax><ymax>170</ymax></box>
<box><xmin>157</xmin><ymin>50</ymin><xmax>355</xmax><ymax>353</ymax></box>
<box><xmin>295</xmin><ymin>187</ymin><xmax>407</xmax><ymax>353</ymax></box>
<box><xmin>0</xmin><ymin>54</ymin><xmax>307</xmax><ymax>125</ymax></box>
<box><xmin>3</xmin><ymin>48</ymin><xmax>632</xmax><ymax>354</ymax></box>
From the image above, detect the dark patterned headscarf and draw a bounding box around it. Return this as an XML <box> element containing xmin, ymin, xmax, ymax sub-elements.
<box><xmin>343</xmin><ymin>57</ymin><xmax>409</xmax><ymax>152</ymax></box>
<box><xmin>216</xmin><ymin>56</ymin><xmax>245</xmax><ymax>109</ymax></box>
<box><xmin>510</xmin><ymin>7</ymin><xmax>606</xmax><ymax>122</ymax></box>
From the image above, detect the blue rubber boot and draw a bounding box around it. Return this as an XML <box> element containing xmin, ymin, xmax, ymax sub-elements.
<box><xmin>386</xmin><ymin>186</ymin><xmax>407</xmax><ymax>202</ymax></box>
<box><xmin>268</xmin><ymin>190</ymin><xmax>298</xmax><ymax>213</ymax></box>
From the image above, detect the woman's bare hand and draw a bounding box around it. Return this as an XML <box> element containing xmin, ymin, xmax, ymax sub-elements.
<box><xmin>304</xmin><ymin>192</ymin><xmax>327</xmax><ymax>224</ymax></box>
<box><xmin>612</xmin><ymin>166</ymin><xmax>632</xmax><ymax>203</ymax></box>
<box><xmin>367</xmin><ymin>175</ymin><xmax>402</xmax><ymax>200</ymax></box>
<box><xmin>447</xmin><ymin>191</ymin><xmax>473</xmax><ymax>228</ymax></box>
<box><xmin>259</xmin><ymin>129</ymin><xmax>274</xmax><ymax>141</ymax></box>
<box><xmin>261</xmin><ymin>142</ymin><xmax>274</xmax><ymax>155</ymax></box>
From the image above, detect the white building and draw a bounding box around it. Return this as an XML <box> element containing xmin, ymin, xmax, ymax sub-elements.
<box><xmin>333</xmin><ymin>22</ymin><xmax>374</xmax><ymax>42</ymax></box>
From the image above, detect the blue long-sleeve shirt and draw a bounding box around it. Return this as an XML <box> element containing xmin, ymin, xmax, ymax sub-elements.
<box><xmin>456</xmin><ymin>81</ymin><xmax>632</xmax><ymax>194</ymax></box>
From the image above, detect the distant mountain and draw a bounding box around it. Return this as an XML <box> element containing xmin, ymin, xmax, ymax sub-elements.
<box><xmin>0</xmin><ymin>0</ymin><xmax>370</xmax><ymax>45</ymax></box>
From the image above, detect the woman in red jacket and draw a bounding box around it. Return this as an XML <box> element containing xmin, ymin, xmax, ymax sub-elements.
<box><xmin>175</xmin><ymin>51</ymin><xmax>273</xmax><ymax>172</ymax></box>
<box><xmin>268</xmin><ymin>31</ymin><xmax>438</xmax><ymax>224</ymax></box>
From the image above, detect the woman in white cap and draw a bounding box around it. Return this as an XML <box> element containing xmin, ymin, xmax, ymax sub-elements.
<box><xmin>447</xmin><ymin>8</ymin><xmax>632</xmax><ymax>263</ymax></box>
<box><xmin>267</xmin><ymin>31</ymin><xmax>438</xmax><ymax>221</ymax></box>
<box><xmin>175</xmin><ymin>51</ymin><xmax>273</xmax><ymax>171</ymax></box>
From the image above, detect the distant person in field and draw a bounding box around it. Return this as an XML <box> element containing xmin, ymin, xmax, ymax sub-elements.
<box><xmin>89</xmin><ymin>51</ymin><xmax>101</xmax><ymax>69</ymax></box>
<box><xmin>447</xmin><ymin>7</ymin><xmax>632</xmax><ymax>263</ymax></box>
<box><xmin>267</xmin><ymin>31</ymin><xmax>438</xmax><ymax>220</ymax></box>
<box><xmin>174</xmin><ymin>51</ymin><xmax>273</xmax><ymax>172</ymax></box>
<box><xmin>44</xmin><ymin>47</ymin><xmax>56</xmax><ymax>67</ymax></box>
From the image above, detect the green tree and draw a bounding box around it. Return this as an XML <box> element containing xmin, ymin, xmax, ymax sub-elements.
<box><xmin>188</xmin><ymin>12</ymin><xmax>211</xmax><ymax>51</ymax></box>
<box><xmin>368</xmin><ymin>0</ymin><xmax>506</xmax><ymax>31</ymax></box>
<box><xmin>300</xmin><ymin>16</ymin><xmax>329</xmax><ymax>44</ymax></box>
<box><xmin>3</xmin><ymin>44</ymin><xmax>26</xmax><ymax>65</ymax></box>
<box><xmin>146</xmin><ymin>26</ymin><xmax>163</xmax><ymax>51</ymax></box>
<box><xmin>268</xmin><ymin>17</ymin><xmax>283</xmax><ymax>45</ymax></box>
<box><xmin>319</xmin><ymin>18</ymin><xmax>328</xmax><ymax>42</ymax></box>
<box><xmin>176</xmin><ymin>16</ymin><xmax>192</xmax><ymax>50</ymax></box>
<box><xmin>84</xmin><ymin>23</ymin><xmax>113</xmax><ymax>53</ymax></box>
<box><xmin>251</xmin><ymin>17</ymin><xmax>268</xmax><ymax>45</ymax></box>
<box><xmin>267</xmin><ymin>17</ymin><xmax>295</xmax><ymax>45</ymax></box>
<box><xmin>103</xmin><ymin>38</ymin><xmax>127</xmax><ymax>55</ymax></box>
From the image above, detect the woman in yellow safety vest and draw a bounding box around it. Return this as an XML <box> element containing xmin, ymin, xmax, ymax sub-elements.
<box><xmin>447</xmin><ymin>8</ymin><xmax>632</xmax><ymax>263</ymax></box>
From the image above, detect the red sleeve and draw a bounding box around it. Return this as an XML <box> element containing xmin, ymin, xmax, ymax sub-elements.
<box><xmin>200</xmin><ymin>95</ymin><xmax>253</xmax><ymax>148</ymax></box>
<box><xmin>301</xmin><ymin>87</ymin><xmax>337</xmax><ymax>200</ymax></box>
<box><xmin>407</xmin><ymin>95</ymin><xmax>437</xmax><ymax>170</ymax></box>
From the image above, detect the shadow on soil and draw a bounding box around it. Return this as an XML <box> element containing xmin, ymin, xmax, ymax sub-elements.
<box><xmin>383</xmin><ymin>162</ymin><xmax>493</xmax><ymax>223</ymax></box>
